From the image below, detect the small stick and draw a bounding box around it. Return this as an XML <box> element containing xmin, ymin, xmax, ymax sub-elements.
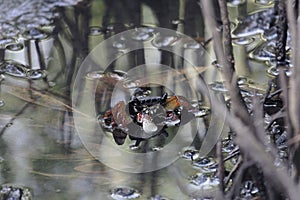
<box><xmin>217</xmin><ymin>140</ymin><xmax>225</xmax><ymax>194</ymax></box>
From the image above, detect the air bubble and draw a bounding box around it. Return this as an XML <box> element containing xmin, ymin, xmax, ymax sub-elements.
<box><xmin>181</xmin><ymin>148</ymin><xmax>200</xmax><ymax>160</ymax></box>
<box><xmin>189</xmin><ymin>173</ymin><xmax>219</xmax><ymax>189</ymax></box>
<box><xmin>48</xmin><ymin>81</ymin><xmax>56</xmax><ymax>87</ymax></box>
<box><xmin>171</xmin><ymin>19</ymin><xmax>184</xmax><ymax>25</ymax></box>
<box><xmin>222</xmin><ymin>139</ymin><xmax>237</xmax><ymax>153</ymax></box>
<box><xmin>233</xmin><ymin>37</ymin><xmax>254</xmax><ymax>45</ymax></box>
<box><xmin>123</xmin><ymin>80</ymin><xmax>140</xmax><ymax>89</ymax></box>
<box><xmin>0</xmin><ymin>184</ymin><xmax>32</xmax><ymax>200</ymax></box>
<box><xmin>266</xmin><ymin>66</ymin><xmax>292</xmax><ymax>77</ymax></box>
<box><xmin>0</xmin><ymin>61</ymin><xmax>27</xmax><ymax>78</ymax></box>
<box><xmin>211</xmin><ymin>60</ymin><xmax>222</xmax><ymax>69</ymax></box>
<box><xmin>0</xmin><ymin>100</ymin><xmax>5</xmax><ymax>107</ymax></box>
<box><xmin>240</xmin><ymin>181</ymin><xmax>259</xmax><ymax>198</ymax></box>
<box><xmin>232</xmin><ymin>9</ymin><xmax>274</xmax><ymax>37</ymax></box>
<box><xmin>183</xmin><ymin>40</ymin><xmax>201</xmax><ymax>49</ymax></box>
<box><xmin>22</xmin><ymin>28</ymin><xmax>49</xmax><ymax>40</ymax></box>
<box><xmin>113</xmin><ymin>41</ymin><xmax>126</xmax><ymax>49</ymax></box>
<box><xmin>227</xmin><ymin>0</ymin><xmax>246</xmax><ymax>5</ymax></box>
<box><xmin>6</xmin><ymin>43</ymin><xmax>24</xmax><ymax>51</ymax></box>
<box><xmin>151</xmin><ymin>146</ymin><xmax>163</xmax><ymax>151</ymax></box>
<box><xmin>110</xmin><ymin>186</ymin><xmax>141</xmax><ymax>200</ymax></box>
<box><xmin>131</xmin><ymin>28</ymin><xmax>154</xmax><ymax>41</ymax></box>
<box><xmin>0</xmin><ymin>38</ymin><xmax>16</xmax><ymax>48</ymax></box>
<box><xmin>152</xmin><ymin>35</ymin><xmax>178</xmax><ymax>48</ymax></box>
<box><xmin>209</xmin><ymin>82</ymin><xmax>228</xmax><ymax>93</ymax></box>
<box><xmin>85</xmin><ymin>71</ymin><xmax>105</xmax><ymax>80</ymax></box>
<box><xmin>27</xmin><ymin>69</ymin><xmax>46</xmax><ymax>80</ymax></box>
<box><xmin>192</xmin><ymin>107</ymin><xmax>210</xmax><ymax>118</ymax></box>
<box><xmin>0</xmin><ymin>23</ymin><xmax>19</xmax><ymax>38</ymax></box>
<box><xmin>193</xmin><ymin>157</ymin><xmax>215</xmax><ymax>168</ymax></box>
<box><xmin>237</xmin><ymin>77</ymin><xmax>248</xmax><ymax>86</ymax></box>
<box><xmin>89</xmin><ymin>26</ymin><xmax>103</xmax><ymax>36</ymax></box>
<box><xmin>255</xmin><ymin>0</ymin><xmax>273</xmax><ymax>5</ymax></box>
<box><xmin>6</xmin><ymin>122</ymin><xmax>13</xmax><ymax>127</ymax></box>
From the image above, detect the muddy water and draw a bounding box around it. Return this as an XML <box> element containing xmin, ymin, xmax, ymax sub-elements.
<box><xmin>0</xmin><ymin>0</ymin><xmax>278</xmax><ymax>199</ymax></box>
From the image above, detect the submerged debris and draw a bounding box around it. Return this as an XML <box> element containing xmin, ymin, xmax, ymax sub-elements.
<box><xmin>0</xmin><ymin>184</ymin><xmax>32</xmax><ymax>200</ymax></box>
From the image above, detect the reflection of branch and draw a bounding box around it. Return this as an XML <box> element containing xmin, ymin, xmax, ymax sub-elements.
<box><xmin>197</xmin><ymin>83</ymin><xmax>300</xmax><ymax>199</ymax></box>
<box><xmin>199</xmin><ymin>1</ymin><xmax>300</xmax><ymax>197</ymax></box>
<box><xmin>201</xmin><ymin>0</ymin><xmax>249</xmax><ymax>125</ymax></box>
<box><xmin>0</xmin><ymin>102</ymin><xmax>30</xmax><ymax>136</ymax></box>
<box><xmin>3</xmin><ymin>84</ymin><xmax>91</xmax><ymax>118</ymax></box>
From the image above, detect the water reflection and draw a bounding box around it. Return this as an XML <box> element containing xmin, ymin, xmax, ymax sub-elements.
<box><xmin>0</xmin><ymin>0</ymin><xmax>277</xmax><ymax>199</ymax></box>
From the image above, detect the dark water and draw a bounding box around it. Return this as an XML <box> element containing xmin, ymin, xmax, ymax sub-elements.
<box><xmin>0</xmin><ymin>0</ymin><xmax>281</xmax><ymax>199</ymax></box>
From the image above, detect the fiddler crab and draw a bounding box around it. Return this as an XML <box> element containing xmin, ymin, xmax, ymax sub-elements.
<box><xmin>98</xmin><ymin>87</ymin><xmax>205</xmax><ymax>147</ymax></box>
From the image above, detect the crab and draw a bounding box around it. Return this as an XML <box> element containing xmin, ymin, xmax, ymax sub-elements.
<box><xmin>98</xmin><ymin>87</ymin><xmax>198</xmax><ymax>146</ymax></box>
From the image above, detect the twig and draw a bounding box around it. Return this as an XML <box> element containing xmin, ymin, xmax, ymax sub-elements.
<box><xmin>226</xmin><ymin>158</ymin><xmax>253</xmax><ymax>199</ymax></box>
<box><xmin>275</xmin><ymin>0</ymin><xmax>288</xmax><ymax>63</ymax></box>
<box><xmin>217</xmin><ymin>140</ymin><xmax>225</xmax><ymax>194</ymax></box>
<box><xmin>286</xmin><ymin>0</ymin><xmax>300</xmax><ymax>181</ymax></box>
<box><xmin>218</xmin><ymin>0</ymin><xmax>235</xmax><ymax>80</ymax></box>
<box><xmin>224</xmin><ymin>155</ymin><xmax>242</xmax><ymax>186</ymax></box>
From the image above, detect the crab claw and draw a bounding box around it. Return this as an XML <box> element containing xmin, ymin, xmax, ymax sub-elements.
<box><xmin>142</xmin><ymin>115</ymin><xmax>158</xmax><ymax>134</ymax></box>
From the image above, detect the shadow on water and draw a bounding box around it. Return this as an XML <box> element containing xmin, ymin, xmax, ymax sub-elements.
<box><xmin>0</xmin><ymin>0</ymin><xmax>278</xmax><ymax>199</ymax></box>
